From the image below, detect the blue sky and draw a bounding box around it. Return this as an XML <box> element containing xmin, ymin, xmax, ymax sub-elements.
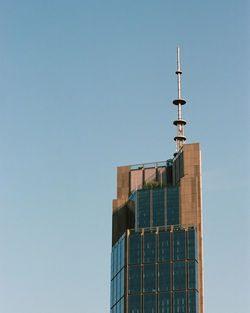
<box><xmin>0</xmin><ymin>1</ymin><xmax>249</xmax><ymax>312</ymax></box>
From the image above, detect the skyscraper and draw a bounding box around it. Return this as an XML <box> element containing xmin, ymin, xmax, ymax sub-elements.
<box><xmin>110</xmin><ymin>48</ymin><xmax>204</xmax><ymax>313</ymax></box>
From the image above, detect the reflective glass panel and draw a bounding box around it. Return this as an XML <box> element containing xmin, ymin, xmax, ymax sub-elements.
<box><xmin>129</xmin><ymin>235</ymin><xmax>142</xmax><ymax>265</ymax></box>
<box><xmin>188</xmin><ymin>290</ymin><xmax>199</xmax><ymax>313</ymax></box>
<box><xmin>188</xmin><ymin>230</ymin><xmax>198</xmax><ymax>260</ymax></box>
<box><xmin>143</xmin><ymin>264</ymin><xmax>156</xmax><ymax>293</ymax></box>
<box><xmin>188</xmin><ymin>261</ymin><xmax>198</xmax><ymax>290</ymax></box>
<box><xmin>152</xmin><ymin>188</ymin><xmax>165</xmax><ymax>226</ymax></box>
<box><xmin>121</xmin><ymin>268</ymin><xmax>124</xmax><ymax>298</ymax></box>
<box><xmin>117</xmin><ymin>300</ymin><xmax>121</xmax><ymax>313</ymax></box>
<box><xmin>111</xmin><ymin>279</ymin><xmax>114</xmax><ymax>307</ymax></box>
<box><xmin>121</xmin><ymin>238</ymin><xmax>125</xmax><ymax>268</ymax></box>
<box><xmin>128</xmin><ymin>295</ymin><xmax>141</xmax><ymax>313</ymax></box>
<box><xmin>174</xmin><ymin>291</ymin><xmax>187</xmax><ymax>313</ymax></box>
<box><xmin>138</xmin><ymin>190</ymin><xmax>151</xmax><ymax>228</ymax></box>
<box><xmin>144</xmin><ymin>233</ymin><xmax>156</xmax><ymax>263</ymax></box>
<box><xmin>173</xmin><ymin>231</ymin><xmax>186</xmax><ymax>261</ymax></box>
<box><xmin>114</xmin><ymin>244</ymin><xmax>118</xmax><ymax>276</ymax></box>
<box><xmin>167</xmin><ymin>187</ymin><xmax>180</xmax><ymax>225</ymax></box>
<box><xmin>158</xmin><ymin>232</ymin><xmax>171</xmax><ymax>262</ymax></box>
<box><xmin>158</xmin><ymin>293</ymin><xmax>172</xmax><ymax>313</ymax></box>
<box><xmin>120</xmin><ymin>297</ymin><xmax>124</xmax><ymax>313</ymax></box>
<box><xmin>129</xmin><ymin>265</ymin><xmax>141</xmax><ymax>294</ymax></box>
<box><xmin>117</xmin><ymin>240</ymin><xmax>121</xmax><ymax>273</ymax></box>
<box><xmin>173</xmin><ymin>262</ymin><xmax>186</xmax><ymax>290</ymax></box>
<box><xmin>111</xmin><ymin>249</ymin><xmax>114</xmax><ymax>280</ymax></box>
<box><xmin>158</xmin><ymin>263</ymin><xmax>171</xmax><ymax>291</ymax></box>
<box><xmin>114</xmin><ymin>275</ymin><xmax>117</xmax><ymax>304</ymax></box>
<box><xmin>117</xmin><ymin>271</ymin><xmax>121</xmax><ymax>301</ymax></box>
<box><xmin>143</xmin><ymin>294</ymin><xmax>156</xmax><ymax>313</ymax></box>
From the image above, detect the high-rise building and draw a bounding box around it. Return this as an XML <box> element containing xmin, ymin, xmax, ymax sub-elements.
<box><xmin>110</xmin><ymin>48</ymin><xmax>204</xmax><ymax>313</ymax></box>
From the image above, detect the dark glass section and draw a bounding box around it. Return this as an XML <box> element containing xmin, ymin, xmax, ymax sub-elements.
<box><xmin>129</xmin><ymin>265</ymin><xmax>141</xmax><ymax>294</ymax></box>
<box><xmin>111</xmin><ymin>249</ymin><xmax>114</xmax><ymax>280</ymax></box>
<box><xmin>158</xmin><ymin>263</ymin><xmax>171</xmax><ymax>291</ymax></box>
<box><xmin>174</xmin><ymin>291</ymin><xmax>187</xmax><ymax>313</ymax></box>
<box><xmin>143</xmin><ymin>294</ymin><xmax>156</xmax><ymax>313</ymax></box>
<box><xmin>121</xmin><ymin>268</ymin><xmax>124</xmax><ymax>298</ymax></box>
<box><xmin>114</xmin><ymin>244</ymin><xmax>118</xmax><ymax>276</ymax></box>
<box><xmin>188</xmin><ymin>290</ymin><xmax>199</xmax><ymax>313</ymax></box>
<box><xmin>128</xmin><ymin>295</ymin><xmax>141</xmax><ymax>313</ymax></box>
<box><xmin>188</xmin><ymin>230</ymin><xmax>198</xmax><ymax>260</ymax></box>
<box><xmin>158</xmin><ymin>293</ymin><xmax>172</xmax><ymax>313</ymax></box>
<box><xmin>158</xmin><ymin>232</ymin><xmax>171</xmax><ymax>262</ymax></box>
<box><xmin>117</xmin><ymin>241</ymin><xmax>121</xmax><ymax>274</ymax></box>
<box><xmin>173</xmin><ymin>262</ymin><xmax>186</xmax><ymax>290</ymax></box>
<box><xmin>152</xmin><ymin>188</ymin><xmax>165</xmax><ymax>226</ymax></box>
<box><xmin>144</xmin><ymin>233</ymin><xmax>156</xmax><ymax>263</ymax></box>
<box><xmin>129</xmin><ymin>235</ymin><xmax>141</xmax><ymax>265</ymax></box>
<box><xmin>143</xmin><ymin>264</ymin><xmax>156</xmax><ymax>293</ymax></box>
<box><xmin>167</xmin><ymin>187</ymin><xmax>180</xmax><ymax>225</ymax></box>
<box><xmin>138</xmin><ymin>189</ymin><xmax>151</xmax><ymax>228</ymax></box>
<box><xmin>173</xmin><ymin>231</ymin><xmax>186</xmax><ymax>261</ymax></box>
<box><xmin>121</xmin><ymin>237</ymin><xmax>125</xmax><ymax>268</ymax></box>
<box><xmin>188</xmin><ymin>261</ymin><xmax>198</xmax><ymax>290</ymax></box>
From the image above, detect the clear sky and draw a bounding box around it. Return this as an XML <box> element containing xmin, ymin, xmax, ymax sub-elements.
<box><xmin>0</xmin><ymin>1</ymin><xmax>249</xmax><ymax>312</ymax></box>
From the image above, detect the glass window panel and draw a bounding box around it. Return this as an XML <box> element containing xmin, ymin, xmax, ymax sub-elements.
<box><xmin>120</xmin><ymin>297</ymin><xmax>124</xmax><ymax>313</ymax></box>
<box><xmin>114</xmin><ymin>275</ymin><xmax>117</xmax><ymax>304</ymax></box>
<box><xmin>158</xmin><ymin>232</ymin><xmax>171</xmax><ymax>262</ymax></box>
<box><xmin>167</xmin><ymin>187</ymin><xmax>180</xmax><ymax>225</ymax></box>
<box><xmin>129</xmin><ymin>235</ymin><xmax>142</xmax><ymax>265</ymax></box>
<box><xmin>121</xmin><ymin>268</ymin><xmax>124</xmax><ymax>298</ymax></box>
<box><xmin>111</xmin><ymin>249</ymin><xmax>114</xmax><ymax>280</ymax></box>
<box><xmin>174</xmin><ymin>291</ymin><xmax>187</xmax><ymax>313</ymax></box>
<box><xmin>188</xmin><ymin>290</ymin><xmax>199</xmax><ymax>313</ymax></box>
<box><xmin>188</xmin><ymin>230</ymin><xmax>198</xmax><ymax>260</ymax></box>
<box><xmin>173</xmin><ymin>262</ymin><xmax>186</xmax><ymax>290</ymax></box>
<box><xmin>111</xmin><ymin>279</ymin><xmax>114</xmax><ymax>307</ymax></box>
<box><xmin>138</xmin><ymin>189</ymin><xmax>151</xmax><ymax>228</ymax></box>
<box><xmin>173</xmin><ymin>231</ymin><xmax>186</xmax><ymax>261</ymax></box>
<box><xmin>121</xmin><ymin>238</ymin><xmax>125</xmax><ymax>268</ymax></box>
<box><xmin>158</xmin><ymin>293</ymin><xmax>172</xmax><ymax>313</ymax></box>
<box><xmin>129</xmin><ymin>265</ymin><xmax>141</xmax><ymax>294</ymax></box>
<box><xmin>114</xmin><ymin>244</ymin><xmax>118</xmax><ymax>276</ymax></box>
<box><xmin>117</xmin><ymin>271</ymin><xmax>121</xmax><ymax>301</ymax></box>
<box><xmin>128</xmin><ymin>295</ymin><xmax>141</xmax><ymax>313</ymax></box>
<box><xmin>188</xmin><ymin>261</ymin><xmax>198</xmax><ymax>290</ymax></box>
<box><xmin>143</xmin><ymin>264</ymin><xmax>156</xmax><ymax>293</ymax></box>
<box><xmin>144</xmin><ymin>233</ymin><xmax>156</xmax><ymax>263</ymax></box>
<box><xmin>113</xmin><ymin>304</ymin><xmax>117</xmax><ymax>313</ymax></box>
<box><xmin>117</xmin><ymin>240</ymin><xmax>121</xmax><ymax>273</ymax></box>
<box><xmin>152</xmin><ymin>188</ymin><xmax>165</xmax><ymax>226</ymax></box>
<box><xmin>158</xmin><ymin>263</ymin><xmax>171</xmax><ymax>291</ymax></box>
<box><xmin>143</xmin><ymin>294</ymin><xmax>156</xmax><ymax>313</ymax></box>
<box><xmin>117</xmin><ymin>300</ymin><xmax>121</xmax><ymax>313</ymax></box>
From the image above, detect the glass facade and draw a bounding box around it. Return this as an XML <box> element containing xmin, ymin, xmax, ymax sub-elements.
<box><xmin>111</xmin><ymin>156</ymin><xmax>201</xmax><ymax>313</ymax></box>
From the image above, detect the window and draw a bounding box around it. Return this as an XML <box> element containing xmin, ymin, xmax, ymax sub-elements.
<box><xmin>128</xmin><ymin>295</ymin><xmax>141</xmax><ymax>313</ymax></box>
<box><xmin>138</xmin><ymin>190</ymin><xmax>151</xmax><ymax>228</ymax></box>
<box><xmin>143</xmin><ymin>264</ymin><xmax>156</xmax><ymax>293</ymax></box>
<box><xmin>167</xmin><ymin>187</ymin><xmax>180</xmax><ymax>225</ymax></box>
<box><xmin>144</xmin><ymin>233</ymin><xmax>156</xmax><ymax>263</ymax></box>
<box><xmin>158</xmin><ymin>232</ymin><xmax>171</xmax><ymax>262</ymax></box>
<box><xmin>158</xmin><ymin>293</ymin><xmax>172</xmax><ymax>313</ymax></box>
<box><xmin>143</xmin><ymin>294</ymin><xmax>156</xmax><ymax>313</ymax></box>
<box><xmin>188</xmin><ymin>290</ymin><xmax>199</xmax><ymax>313</ymax></box>
<box><xmin>158</xmin><ymin>263</ymin><xmax>171</xmax><ymax>291</ymax></box>
<box><xmin>173</xmin><ymin>262</ymin><xmax>186</xmax><ymax>290</ymax></box>
<box><xmin>188</xmin><ymin>230</ymin><xmax>198</xmax><ymax>260</ymax></box>
<box><xmin>129</xmin><ymin>266</ymin><xmax>141</xmax><ymax>294</ymax></box>
<box><xmin>173</xmin><ymin>231</ymin><xmax>186</xmax><ymax>261</ymax></box>
<box><xmin>129</xmin><ymin>235</ymin><xmax>141</xmax><ymax>265</ymax></box>
<box><xmin>188</xmin><ymin>261</ymin><xmax>198</xmax><ymax>290</ymax></box>
<box><xmin>152</xmin><ymin>188</ymin><xmax>165</xmax><ymax>226</ymax></box>
<box><xmin>174</xmin><ymin>291</ymin><xmax>187</xmax><ymax>313</ymax></box>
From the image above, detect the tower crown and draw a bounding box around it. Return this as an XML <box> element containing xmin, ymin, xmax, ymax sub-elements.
<box><xmin>173</xmin><ymin>47</ymin><xmax>186</xmax><ymax>154</ymax></box>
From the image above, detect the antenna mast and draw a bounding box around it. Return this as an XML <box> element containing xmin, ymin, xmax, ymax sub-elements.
<box><xmin>173</xmin><ymin>47</ymin><xmax>186</xmax><ymax>154</ymax></box>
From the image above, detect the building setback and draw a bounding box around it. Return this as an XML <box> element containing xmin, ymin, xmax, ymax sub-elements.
<box><xmin>110</xmin><ymin>49</ymin><xmax>204</xmax><ymax>313</ymax></box>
